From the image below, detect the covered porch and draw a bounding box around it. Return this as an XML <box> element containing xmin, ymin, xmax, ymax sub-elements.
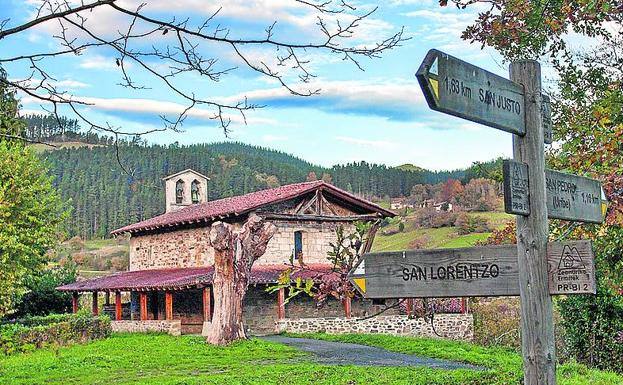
<box><xmin>57</xmin><ymin>264</ymin><xmax>344</xmax><ymax>335</ymax></box>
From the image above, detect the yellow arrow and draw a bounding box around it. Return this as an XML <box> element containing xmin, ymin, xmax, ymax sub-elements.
<box><xmin>353</xmin><ymin>278</ymin><xmax>366</xmax><ymax>294</ymax></box>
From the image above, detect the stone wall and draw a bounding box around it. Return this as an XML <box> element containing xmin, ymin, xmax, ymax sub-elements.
<box><xmin>287</xmin><ymin>295</ymin><xmax>401</xmax><ymax>319</ymax></box>
<box><xmin>261</xmin><ymin>220</ymin><xmax>356</xmax><ymax>265</ymax></box>
<box><xmin>111</xmin><ymin>320</ymin><xmax>182</xmax><ymax>336</ymax></box>
<box><xmin>130</xmin><ymin>220</ymin><xmax>355</xmax><ymax>270</ymax></box>
<box><xmin>243</xmin><ymin>285</ymin><xmax>279</xmax><ymax>335</ymax></box>
<box><xmin>276</xmin><ymin>314</ymin><xmax>474</xmax><ymax>341</ymax></box>
<box><xmin>130</xmin><ymin>227</ymin><xmax>214</xmax><ymax>270</ymax></box>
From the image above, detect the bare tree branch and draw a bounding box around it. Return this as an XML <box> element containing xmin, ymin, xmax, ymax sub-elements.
<box><xmin>1</xmin><ymin>0</ymin><xmax>406</xmax><ymax>170</ymax></box>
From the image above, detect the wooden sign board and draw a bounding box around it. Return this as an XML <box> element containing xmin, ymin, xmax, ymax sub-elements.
<box><xmin>416</xmin><ymin>49</ymin><xmax>526</xmax><ymax>136</ymax></box>
<box><xmin>503</xmin><ymin>159</ymin><xmax>530</xmax><ymax>215</ymax></box>
<box><xmin>503</xmin><ymin>160</ymin><xmax>604</xmax><ymax>223</ymax></box>
<box><xmin>349</xmin><ymin>245</ymin><xmax>520</xmax><ymax>299</ymax></box>
<box><xmin>348</xmin><ymin>241</ymin><xmax>595</xmax><ymax>299</ymax></box>
<box><xmin>548</xmin><ymin>240</ymin><xmax>596</xmax><ymax>295</ymax></box>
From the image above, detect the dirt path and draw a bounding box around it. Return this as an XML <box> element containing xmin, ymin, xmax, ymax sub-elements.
<box><xmin>262</xmin><ymin>336</ymin><xmax>482</xmax><ymax>370</ymax></box>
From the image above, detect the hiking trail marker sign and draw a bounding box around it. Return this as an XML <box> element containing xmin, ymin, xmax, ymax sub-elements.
<box><xmin>503</xmin><ymin>160</ymin><xmax>606</xmax><ymax>223</ymax></box>
<box><xmin>348</xmin><ymin>241</ymin><xmax>595</xmax><ymax>299</ymax></box>
<box><xmin>547</xmin><ymin>240</ymin><xmax>596</xmax><ymax>295</ymax></box>
<box><xmin>416</xmin><ymin>49</ymin><xmax>526</xmax><ymax>135</ymax></box>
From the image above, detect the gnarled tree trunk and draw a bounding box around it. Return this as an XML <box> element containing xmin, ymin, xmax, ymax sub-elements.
<box><xmin>206</xmin><ymin>214</ymin><xmax>277</xmax><ymax>345</ymax></box>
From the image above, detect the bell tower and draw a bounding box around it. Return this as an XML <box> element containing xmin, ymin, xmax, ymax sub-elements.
<box><xmin>163</xmin><ymin>169</ymin><xmax>209</xmax><ymax>213</ymax></box>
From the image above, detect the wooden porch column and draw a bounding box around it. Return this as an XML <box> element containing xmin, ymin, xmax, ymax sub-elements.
<box><xmin>460</xmin><ymin>298</ymin><xmax>468</xmax><ymax>314</ymax></box>
<box><xmin>115</xmin><ymin>292</ymin><xmax>122</xmax><ymax>321</ymax></box>
<box><xmin>139</xmin><ymin>292</ymin><xmax>148</xmax><ymax>321</ymax></box>
<box><xmin>92</xmin><ymin>291</ymin><xmax>99</xmax><ymax>315</ymax></box>
<box><xmin>202</xmin><ymin>287</ymin><xmax>212</xmax><ymax>322</ymax></box>
<box><xmin>165</xmin><ymin>291</ymin><xmax>173</xmax><ymax>320</ymax></box>
<box><xmin>343</xmin><ymin>296</ymin><xmax>352</xmax><ymax>319</ymax></box>
<box><xmin>72</xmin><ymin>292</ymin><xmax>79</xmax><ymax>313</ymax></box>
<box><xmin>277</xmin><ymin>287</ymin><xmax>285</xmax><ymax>320</ymax></box>
<box><xmin>406</xmin><ymin>298</ymin><xmax>414</xmax><ymax>317</ymax></box>
<box><xmin>105</xmin><ymin>292</ymin><xmax>111</xmax><ymax>306</ymax></box>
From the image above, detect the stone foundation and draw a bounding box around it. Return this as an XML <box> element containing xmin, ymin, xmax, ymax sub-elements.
<box><xmin>111</xmin><ymin>320</ymin><xmax>182</xmax><ymax>336</ymax></box>
<box><xmin>276</xmin><ymin>314</ymin><xmax>473</xmax><ymax>341</ymax></box>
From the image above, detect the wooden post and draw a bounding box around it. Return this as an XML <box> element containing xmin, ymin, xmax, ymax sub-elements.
<box><xmin>510</xmin><ymin>60</ymin><xmax>556</xmax><ymax>385</ymax></box>
<box><xmin>105</xmin><ymin>292</ymin><xmax>110</xmax><ymax>306</ymax></box>
<box><xmin>115</xmin><ymin>292</ymin><xmax>122</xmax><ymax>321</ymax></box>
<box><xmin>202</xmin><ymin>287</ymin><xmax>211</xmax><ymax>322</ymax></box>
<box><xmin>405</xmin><ymin>298</ymin><xmax>413</xmax><ymax>317</ymax></box>
<box><xmin>72</xmin><ymin>292</ymin><xmax>79</xmax><ymax>313</ymax></box>
<box><xmin>139</xmin><ymin>292</ymin><xmax>148</xmax><ymax>321</ymax></box>
<box><xmin>343</xmin><ymin>296</ymin><xmax>352</xmax><ymax>319</ymax></box>
<box><xmin>92</xmin><ymin>291</ymin><xmax>99</xmax><ymax>315</ymax></box>
<box><xmin>165</xmin><ymin>291</ymin><xmax>173</xmax><ymax>321</ymax></box>
<box><xmin>460</xmin><ymin>298</ymin><xmax>468</xmax><ymax>314</ymax></box>
<box><xmin>277</xmin><ymin>287</ymin><xmax>285</xmax><ymax>320</ymax></box>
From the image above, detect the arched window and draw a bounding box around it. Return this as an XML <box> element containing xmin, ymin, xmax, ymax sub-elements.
<box><xmin>175</xmin><ymin>179</ymin><xmax>184</xmax><ymax>204</ymax></box>
<box><xmin>191</xmin><ymin>180</ymin><xmax>200</xmax><ymax>204</ymax></box>
<box><xmin>294</xmin><ymin>231</ymin><xmax>303</xmax><ymax>260</ymax></box>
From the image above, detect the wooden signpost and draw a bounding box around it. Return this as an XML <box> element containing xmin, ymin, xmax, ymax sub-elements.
<box><xmin>503</xmin><ymin>160</ymin><xmax>604</xmax><ymax>223</ymax></box>
<box><xmin>372</xmin><ymin>49</ymin><xmax>606</xmax><ymax>385</ymax></box>
<box><xmin>348</xmin><ymin>240</ymin><xmax>595</xmax><ymax>299</ymax></box>
<box><xmin>416</xmin><ymin>49</ymin><xmax>526</xmax><ymax>135</ymax></box>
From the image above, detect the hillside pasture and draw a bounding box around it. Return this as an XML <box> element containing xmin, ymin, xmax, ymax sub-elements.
<box><xmin>372</xmin><ymin>211</ymin><xmax>513</xmax><ymax>252</ymax></box>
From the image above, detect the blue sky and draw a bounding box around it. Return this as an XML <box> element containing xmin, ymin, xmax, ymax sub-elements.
<box><xmin>1</xmin><ymin>0</ymin><xmax>520</xmax><ymax>170</ymax></box>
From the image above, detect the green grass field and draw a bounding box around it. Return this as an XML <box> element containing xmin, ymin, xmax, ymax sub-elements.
<box><xmin>372</xmin><ymin>211</ymin><xmax>513</xmax><ymax>252</ymax></box>
<box><xmin>1</xmin><ymin>333</ymin><xmax>620</xmax><ymax>385</ymax></box>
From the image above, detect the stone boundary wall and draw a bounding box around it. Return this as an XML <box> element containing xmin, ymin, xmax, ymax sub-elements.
<box><xmin>111</xmin><ymin>320</ymin><xmax>181</xmax><ymax>336</ymax></box>
<box><xmin>276</xmin><ymin>314</ymin><xmax>473</xmax><ymax>341</ymax></box>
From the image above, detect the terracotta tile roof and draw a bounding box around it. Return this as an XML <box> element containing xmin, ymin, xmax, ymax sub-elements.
<box><xmin>57</xmin><ymin>264</ymin><xmax>337</xmax><ymax>292</ymax></box>
<box><xmin>111</xmin><ymin>181</ymin><xmax>394</xmax><ymax>235</ymax></box>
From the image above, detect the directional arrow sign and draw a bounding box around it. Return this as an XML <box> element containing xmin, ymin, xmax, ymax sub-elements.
<box><xmin>348</xmin><ymin>241</ymin><xmax>595</xmax><ymax>299</ymax></box>
<box><xmin>349</xmin><ymin>245</ymin><xmax>519</xmax><ymax>298</ymax></box>
<box><xmin>503</xmin><ymin>160</ymin><xmax>604</xmax><ymax>223</ymax></box>
<box><xmin>416</xmin><ymin>49</ymin><xmax>526</xmax><ymax>135</ymax></box>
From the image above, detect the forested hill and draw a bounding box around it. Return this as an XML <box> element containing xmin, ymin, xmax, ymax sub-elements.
<box><xmin>40</xmin><ymin>141</ymin><xmax>465</xmax><ymax>239</ymax></box>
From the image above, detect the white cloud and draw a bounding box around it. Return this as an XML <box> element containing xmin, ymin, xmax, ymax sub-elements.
<box><xmin>55</xmin><ymin>79</ymin><xmax>90</xmax><ymax>88</ymax></box>
<box><xmin>79</xmin><ymin>55</ymin><xmax>124</xmax><ymax>71</ymax></box>
<box><xmin>219</xmin><ymin>78</ymin><xmax>425</xmax><ymax>120</ymax></box>
<box><xmin>20</xmin><ymin>95</ymin><xmax>275</xmax><ymax>126</ymax></box>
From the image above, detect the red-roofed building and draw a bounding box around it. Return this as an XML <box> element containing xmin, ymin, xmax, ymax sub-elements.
<box><xmin>59</xmin><ymin>169</ymin><xmax>396</xmax><ymax>335</ymax></box>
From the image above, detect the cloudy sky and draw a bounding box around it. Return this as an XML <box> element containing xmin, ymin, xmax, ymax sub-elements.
<box><xmin>1</xmin><ymin>0</ymin><xmax>522</xmax><ymax>170</ymax></box>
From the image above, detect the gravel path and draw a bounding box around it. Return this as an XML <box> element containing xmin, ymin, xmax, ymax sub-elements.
<box><xmin>262</xmin><ymin>335</ymin><xmax>482</xmax><ymax>370</ymax></box>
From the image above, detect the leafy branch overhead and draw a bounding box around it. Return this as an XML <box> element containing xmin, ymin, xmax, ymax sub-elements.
<box><xmin>0</xmin><ymin>0</ymin><xmax>407</xmax><ymax>140</ymax></box>
<box><xmin>442</xmin><ymin>0</ymin><xmax>622</xmax><ymax>60</ymax></box>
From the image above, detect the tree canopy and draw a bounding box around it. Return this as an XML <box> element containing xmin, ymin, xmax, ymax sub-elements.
<box><xmin>0</xmin><ymin>77</ymin><xmax>68</xmax><ymax>318</ymax></box>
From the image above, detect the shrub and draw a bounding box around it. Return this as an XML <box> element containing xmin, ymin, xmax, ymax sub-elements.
<box><xmin>0</xmin><ymin>311</ymin><xmax>111</xmax><ymax>356</ymax></box>
<box><xmin>455</xmin><ymin>213</ymin><xmax>490</xmax><ymax>235</ymax></box>
<box><xmin>398</xmin><ymin>222</ymin><xmax>405</xmax><ymax>232</ymax></box>
<box><xmin>11</xmin><ymin>262</ymin><xmax>77</xmax><ymax>318</ymax></box>
<box><xmin>471</xmin><ymin>297</ymin><xmax>521</xmax><ymax>350</ymax></box>
<box><xmin>430</xmin><ymin>211</ymin><xmax>458</xmax><ymax>228</ymax></box>
<box><xmin>408</xmin><ymin>235</ymin><xmax>430</xmax><ymax>249</ymax></box>
<box><xmin>558</xmin><ymin>281</ymin><xmax>623</xmax><ymax>373</ymax></box>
